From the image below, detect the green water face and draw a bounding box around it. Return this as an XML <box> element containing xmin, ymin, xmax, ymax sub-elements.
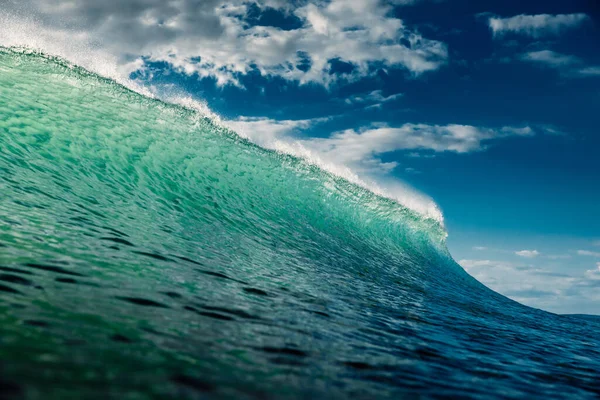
<box><xmin>0</xmin><ymin>48</ymin><xmax>454</xmax><ymax>399</ymax></box>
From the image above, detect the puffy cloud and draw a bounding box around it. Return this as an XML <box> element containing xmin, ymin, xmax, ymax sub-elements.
<box><xmin>0</xmin><ymin>0</ymin><xmax>448</xmax><ymax>87</ymax></box>
<box><xmin>515</xmin><ymin>250</ymin><xmax>540</xmax><ymax>258</ymax></box>
<box><xmin>488</xmin><ymin>13</ymin><xmax>589</xmax><ymax>38</ymax></box>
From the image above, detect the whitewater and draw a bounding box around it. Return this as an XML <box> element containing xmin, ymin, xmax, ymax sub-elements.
<box><xmin>0</xmin><ymin>47</ymin><xmax>599</xmax><ymax>399</ymax></box>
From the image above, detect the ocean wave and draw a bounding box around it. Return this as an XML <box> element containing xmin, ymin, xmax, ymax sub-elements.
<box><xmin>1</xmin><ymin>45</ymin><xmax>599</xmax><ymax>400</ymax></box>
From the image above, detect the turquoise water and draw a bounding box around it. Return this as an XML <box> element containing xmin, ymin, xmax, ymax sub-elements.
<box><xmin>0</xmin><ymin>48</ymin><xmax>599</xmax><ymax>399</ymax></box>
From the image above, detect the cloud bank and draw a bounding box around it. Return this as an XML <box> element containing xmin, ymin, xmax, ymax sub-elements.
<box><xmin>0</xmin><ymin>0</ymin><xmax>448</xmax><ymax>86</ymax></box>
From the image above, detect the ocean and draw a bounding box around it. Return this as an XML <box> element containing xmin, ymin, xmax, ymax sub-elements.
<box><xmin>0</xmin><ymin>47</ymin><xmax>599</xmax><ymax>399</ymax></box>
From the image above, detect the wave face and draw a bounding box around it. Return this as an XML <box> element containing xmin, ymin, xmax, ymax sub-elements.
<box><xmin>0</xmin><ymin>48</ymin><xmax>599</xmax><ymax>399</ymax></box>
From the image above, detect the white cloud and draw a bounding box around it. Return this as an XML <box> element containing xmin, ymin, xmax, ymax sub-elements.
<box><xmin>521</xmin><ymin>50</ymin><xmax>579</xmax><ymax>67</ymax></box>
<box><xmin>488</xmin><ymin>13</ymin><xmax>589</xmax><ymax>38</ymax></box>
<box><xmin>520</xmin><ymin>50</ymin><xmax>600</xmax><ymax>79</ymax></box>
<box><xmin>300</xmin><ymin>123</ymin><xmax>535</xmax><ymax>172</ymax></box>
<box><xmin>577</xmin><ymin>250</ymin><xmax>600</xmax><ymax>257</ymax></box>
<box><xmin>593</xmin><ymin>240</ymin><xmax>600</xmax><ymax>247</ymax></box>
<box><xmin>0</xmin><ymin>0</ymin><xmax>449</xmax><ymax>87</ymax></box>
<box><xmin>515</xmin><ymin>250</ymin><xmax>540</xmax><ymax>258</ymax></box>
<box><xmin>473</xmin><ymin>246</ymin><xmax>487</xmax><ymax>251</ymax></box>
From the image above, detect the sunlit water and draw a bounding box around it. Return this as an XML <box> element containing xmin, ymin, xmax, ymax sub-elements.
<box><xmin>0</xmin><ymin>48</ymin><xmax>599</xmax><ymax>399</ymax></box>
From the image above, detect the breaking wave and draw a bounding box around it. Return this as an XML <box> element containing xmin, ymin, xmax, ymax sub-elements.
<box><xmin>1</xmin><ymin>47</ymin><xmax>599</xmax><ymax>399</ymax></box>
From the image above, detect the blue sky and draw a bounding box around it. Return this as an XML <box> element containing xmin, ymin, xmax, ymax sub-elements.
<box><xmin>1</xmin><ymin>0</ymin><xmax>599</xmax><ymax>314</ymax></box>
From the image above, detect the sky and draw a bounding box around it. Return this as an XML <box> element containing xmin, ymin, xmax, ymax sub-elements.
<box><xmin>1</xmin><ymin>0</ymin><xmax>599</xmax><ymax>314</ymax></box>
